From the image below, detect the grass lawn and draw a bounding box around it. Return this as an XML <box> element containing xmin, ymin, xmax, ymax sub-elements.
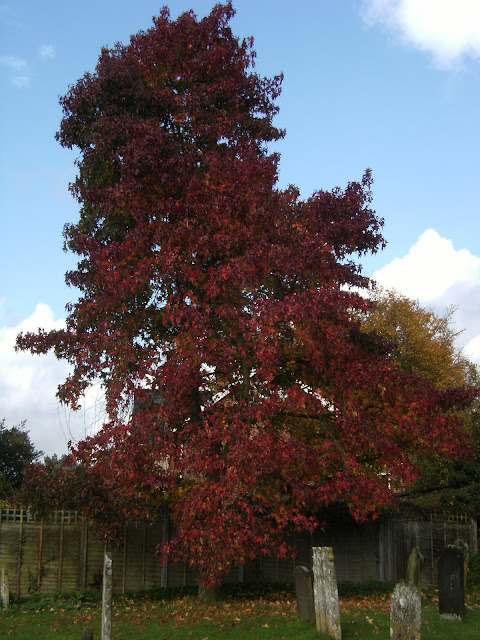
<box><xmin>1</xmin><ymin>587</ymin><xmax>480</xmax><ymax>639</ymax></box>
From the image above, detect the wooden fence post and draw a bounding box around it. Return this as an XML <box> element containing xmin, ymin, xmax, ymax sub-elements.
<box><xmin>57</xmin><ymin>521</ymin><xmax>64</xmax><ymax>589</ymax></box>
<box><xmin>16</xmin><ymin>520</ymin><xmax>23</xmax><ymax>597</ymax></box>
<box><xmin>80</xmin><ymin>519</ymin><xmax>88</xmax><ymax>590</ymax></box>
<box><xmin>161</xmin><ymin>506</ymin><xmax>169</xmax><ymax>588</ymax></box>
<box><xmin>1</xmin><ymin>567</ymin><xmax>9</xmax><ymax>609</ymax></box>
<box><xmin>430</xmin><ymin>519</ymin><xmax>435</xmax><ymax>586</ymax></box>
<box><xmin>142</xmin><ymin>526</ymin><xmax>147</xmax><ymax>591</ymax></box>
<box><xmin>37</xmin><ymin>523</ymin><xmax>44</xmax><ymax>592</ymax></box>
<box><xmin>122</xmin><ymin>526</ymin><xmax>127</xmax><ymax>594</ymax></box>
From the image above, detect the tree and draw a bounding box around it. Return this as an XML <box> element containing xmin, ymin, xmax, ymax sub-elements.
<box><xmin>16</xmin><ymin>3</ymin><xmax>478</xmax><ymax>588</ymax></box>
<box><xmin>360</xmin><ymin>288</ymin><xmax>480</xmax><ymax>510</ymax></box>
<box><xmin>0</xmin><ymin>419</ymin><xmax>41</xmax><ymax>501</ymax></box>
<box><xmin>360</xmin><ymin>288</ymin><xmax>476</xmax><ymax>390</ymax></box>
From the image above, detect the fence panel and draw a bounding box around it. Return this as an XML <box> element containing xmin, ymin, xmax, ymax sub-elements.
<box><xmin>0</xmin><ymin>508</ymin><xmax>477</xmax><ymax>595</ymax></box>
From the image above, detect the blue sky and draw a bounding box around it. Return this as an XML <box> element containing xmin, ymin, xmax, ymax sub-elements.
<box><xmin>1</xmin><ymin>0</ymin><xmax>479</xmax><ymax>455</ymax></box>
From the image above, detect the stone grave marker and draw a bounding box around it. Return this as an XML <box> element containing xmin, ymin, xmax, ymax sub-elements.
<box><xmin>390</xmin><ymin>579</ymin><xmax>421</xmax><ymax>640</ymax></box>
<box><xmin>438</xmin><ymin>545</ymin><xmax>466</xmax><ymax>622</ymax></box>
<box><xmin>294</xmin><ymin>565</ymin><xmax>315</xmax><ymax>624</ymax></box>
<box><xmin>312</xmin><ymin>547</ymin><xmax>342</xmax><ymax>640</ymax></box>
<box><xmin>1</xmin><ymin>567</ymin><xmax>9</xmax><ymax>610</ymax></box>
<box><xmin>406</xmin><ymin>545</ymin><xmax>424</xmax><ymax>592</ymax></box>
<box><xmin>101</xmin><ymin>550</ymin><xmax>113</xmax><ymax>640</ymax></box>
<box><xmin>81</xmin><ymin>631</ymin><xmax>94</xmax><ymax>640</ymax></box>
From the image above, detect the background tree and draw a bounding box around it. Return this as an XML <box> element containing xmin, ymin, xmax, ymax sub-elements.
<box><xmin>360</xmin><ymin>288</ymin><xmax>475</xmax><ymax>390</ymax></box>
<box><xmin>360</xmin><ymin>288</ymin><xmax>480</xmax><ymax>511</ymax></box>
<box><xmin>17</xmin><ymin>3</ymin><xmax>478</xmax><ymax>589</ymax></box>
<box><xmin>0</xmin><ymin>419</ymin><xmax>41</xmax><ymax>502</ymax></box>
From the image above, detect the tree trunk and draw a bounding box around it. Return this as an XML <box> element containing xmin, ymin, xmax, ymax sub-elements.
<box><xmin>198</xmin><ymin>583</ymin><xmax>221</xmax><ymax>602</ymax></box>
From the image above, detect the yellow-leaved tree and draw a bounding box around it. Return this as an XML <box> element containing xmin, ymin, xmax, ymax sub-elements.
<box><xmin>361</xmin><ymin>288</ymin><xmax>474</xmax><ymax>390</ymax></box>
<box><xmin>361</xmin><ymin>288</ymin><xmax>479</xmax><ymax>510</ymax></box>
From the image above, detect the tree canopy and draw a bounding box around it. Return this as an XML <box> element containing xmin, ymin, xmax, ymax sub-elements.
<box><xmin>0</xmin><ymin>419</ymin><xmax>41</xmax><ymax>501</ymax></box>
<box><xmin>16</xmin><ymin>3</ymin><xmax>478</xmax><ymax>587</ymax></box>
<box><xmin>360</xmin><ymin>288</ymin><xmax>476</xmax><ymax>390</ymax></box>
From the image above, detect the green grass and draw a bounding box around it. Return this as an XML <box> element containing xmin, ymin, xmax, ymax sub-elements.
<box><xmin>1</xmin><ymin>587</ymin><xmax>480</xmax><ymax>639</ymax></box>
<box><xmin>0</xmin><ymin>596</ymin><xmax>317</xmax><ymax>640</ymax></box>
<box><xmin>338</xmin><ymin>591</ymin><xmax>480</xmax><ymax>639</ymax></box>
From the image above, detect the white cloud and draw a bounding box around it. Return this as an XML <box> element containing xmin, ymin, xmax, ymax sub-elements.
<box><xmin>362</xmin><ymin>0</ymin><xmax>480</xmax><ymax>68</ymax></box>
<box><xmin>372</xmin><ymin>229</ymin><xmax>480</xmax><ymax>300</ymax></box>
<box><xmin>373</xmin><ymin>229</ymin><xmax>480</xmax><ymax>364</ymax></box>
<box><xmin>0</xmin><ymin>303</ymin><xmax>105</xmax><ymax>456</ymax></box>
<box><xmin>0</xmin><ymin>6</ymin><xmax>25</xmax><ymax>30</ymax></box>
<box><xmin>0</xmin><ymin>54</ymin><xmax>27</xmax><ymax>70</ymax></box>
<box><xmin>11</xmin><ymin>75</ymin><xmax>30</xmax><ymax>88</ymax></box>
<box><xmin>0</xmin><ymin>54</ymin><xmax>31</xmax><ymax>87</ymax></box>
<box><xmin>39</xmin><ymin>44</ymin><xmax>55</xmax><ymax>60</ymax></box>
<box><xmin>465</xmin><ymin>335</ymin><xmax>480</xmax><ymax>364</ymax></box>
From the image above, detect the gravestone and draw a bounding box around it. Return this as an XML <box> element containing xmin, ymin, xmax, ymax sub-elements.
<box><xmin>406</xmin><ymin>545</ymin><xmax>424</xmax><ymax>592</ymax></box>
<box><xmin>81</xmin><ymin>631</ymin><xmax>94</xmax><ymax>640</ymax></box>
<box><xmin>101</xmin><ymin>550</ymin><xmax>113</xmax><ymax>640</ymax></box>
<box><xmin>390</xmin><ymin>580</ymin><xmax>421</xmax><ymax>640</ymax></box>
<box><xmin>1</xmin><ymin>567</ymin><xmax>9</xmax><ymax>610</ymax></box>
<box><xmin>438</xmin><ymin>545</ymin><xmax>466</xmax><ymax>621</ymax></box>
<box><xmin>312</xmin><ymin>547</ymin><xmax>342</xmax><ymax>640</ymax></box>
<box><xmin>294</xmin><ymin>565</ymin><xmax>315</xmax><ymax>624</ymax></box>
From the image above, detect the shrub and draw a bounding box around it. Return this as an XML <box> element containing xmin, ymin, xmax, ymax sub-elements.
<box><xmin>467</xmin><ymin>554</ymin><xmax>480</xmax><ymax>590</ymax></box>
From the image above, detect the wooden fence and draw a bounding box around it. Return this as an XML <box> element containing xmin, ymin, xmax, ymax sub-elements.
<box><xmin>0</xmin><ymin>507</ymin><xmax>476</xmax><ymax>597</ymax></box>
<box><xmin>378</xmin><ymin>512</ymin><xmax>477</xmax><ymax>587</ymax></box>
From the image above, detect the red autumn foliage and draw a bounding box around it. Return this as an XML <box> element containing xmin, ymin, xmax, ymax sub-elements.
<box><xmin>16</xmin><ymin>3</ymin><xmax>477</xmax><ymax>587</ymax></box>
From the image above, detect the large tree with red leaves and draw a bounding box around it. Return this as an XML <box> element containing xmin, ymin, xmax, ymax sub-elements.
<box><xmin>17</xmin><ymin>3</ymin><xmax>476</xmax><ymax>588</ymax></box>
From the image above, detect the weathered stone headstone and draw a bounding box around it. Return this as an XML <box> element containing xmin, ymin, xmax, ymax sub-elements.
<box><xmin>454</xmin><ymin>539</ymin><xmax>469</xmax><ymax>589</ymax></box>
<box><xmin>81</xmin><ymin>631</ymin><xmax>94</xmax><ymax>640</ymax></box>
<box><xmin>406</xmin><ymin>545</ymin><xmax>424</xmax><ymax>592</ymax></box>
<box><xmin>312</xmin><ymin>547</ymin><xmax>341</xmax><ymax>640</ymax></box>
<box><xmin>294</xmin><ymin>565</ymin><xmax>315</xmax><ymax>624</ymax></box>
<box><xmin>101</xmin><ymin>550</ymin><xmax>113</xmax><ymax>640</ymax></box>
<box><xmin>1</xmin><ymin>567</ymin><xmax>9</xmax><ymax>610</ymax></box>
<box><xmin>390</xmin><ymin>579</ymin><xmax>421</xmax><ymax>640</ymax></box>
<box><xmin>438</xmin><ymin>545</ymin><xmax>466</xmax><ymax>622</ymax></box>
